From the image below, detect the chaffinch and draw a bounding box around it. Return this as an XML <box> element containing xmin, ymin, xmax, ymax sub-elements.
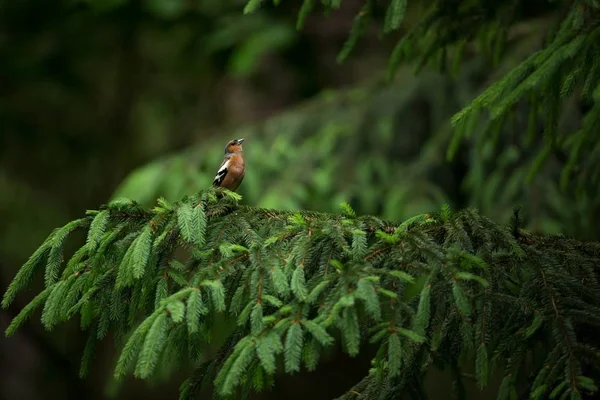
<box><xmin>212</xmin><ymin>138</ymin><xmax>246</xmax><ymax>192</ymax></box>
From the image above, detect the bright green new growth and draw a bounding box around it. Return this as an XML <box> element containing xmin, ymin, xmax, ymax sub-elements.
<box><xmin>3</xmin><ymin>188</ymin><xmax>600</xmax><ymax>399</ymax></box>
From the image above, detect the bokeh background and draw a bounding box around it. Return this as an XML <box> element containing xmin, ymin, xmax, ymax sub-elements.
<box><xmin>1</xmin><ymin>0</ymin><xmax>597</xmax><ymax>399</ymax></box>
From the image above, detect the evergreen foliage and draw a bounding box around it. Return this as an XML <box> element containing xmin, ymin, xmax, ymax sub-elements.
<box><xmin>236</xmin><ymin>0</ymin><xmax>600</xmax><ymax>238</ymax></box>
<box><xmin>4</xmin><ymin>188</ymin><xmax>600</xmax><ymax>399</ymax></box>
<box><xmin>113</xmin><ymin>56</ymin><xmax>599</xmax><ymax>240</ymax></box>
<box><xmin>112</xmin><ymin>76</ymin><xmax>456</xmax><ymax>220</ymax></box>
<box><xmin>252</xmin><ymin>1</ymin><xmax>600</xmax><ymax>185</ymax></box>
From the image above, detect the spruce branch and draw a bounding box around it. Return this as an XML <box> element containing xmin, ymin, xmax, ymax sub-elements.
<box><xmin>3</xmin><ymin>189</ymin><xmax>600</xmax><ymax>399</ymax></box>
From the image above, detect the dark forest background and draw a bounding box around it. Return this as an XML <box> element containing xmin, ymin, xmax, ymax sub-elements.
<box><xmin>1</xmin><ymin>0</ymin><xmax>597</xmax><ymax>399</ymax></box>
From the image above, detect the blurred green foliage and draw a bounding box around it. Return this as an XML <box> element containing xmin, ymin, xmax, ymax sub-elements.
<box><xmin>114</xmin><ymin>71</ymin><xmax>456</xmax><ymax>220</ymax></box>
<box><xmin>115</xmin><ymin>49</ymin><xmax>599</xmax><ymax>244</ymax></box>
<box><xmin>0</xmin><ymin>0</ymin><xmax>308</xmax><ymax>262</ymax></box>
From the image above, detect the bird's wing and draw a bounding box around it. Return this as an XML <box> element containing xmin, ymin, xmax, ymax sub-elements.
<box><xmin>212</xmin><ymin>158</ymin><xmax>230</xmax><ymax>187</ymax></box>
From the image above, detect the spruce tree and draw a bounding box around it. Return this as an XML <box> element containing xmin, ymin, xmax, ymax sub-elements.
<box><xmin>4</xmin><ymin>1</ymin><xmax>600</xmax><ymax>399</ymax></box>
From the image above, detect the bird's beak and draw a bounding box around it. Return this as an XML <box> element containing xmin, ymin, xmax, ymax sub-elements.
<box><xmin>236</xmin><ymin>138</ymin><xmax>245</xmax><ymax>144</ymax></box>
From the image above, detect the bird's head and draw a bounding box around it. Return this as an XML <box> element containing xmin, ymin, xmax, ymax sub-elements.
<box><xmin>224</xmin><ymin>138</ymin><xmax>245</xmax><ymax>155</ymax></box>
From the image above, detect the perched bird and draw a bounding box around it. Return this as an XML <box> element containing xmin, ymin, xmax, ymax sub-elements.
<box><xmin>212</xmin><ymin>138</ymin><xmax>246</xmax><ymax>191</ymax></box>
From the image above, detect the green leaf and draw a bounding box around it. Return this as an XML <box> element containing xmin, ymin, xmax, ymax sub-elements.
<box><xmin>169</xmin><ymin>260</ymin><xmax>186</xmax><ymax>271</ymax></box>
<box><xmin>388</xmin><ymin>333</ymin><xmax>402</xmax><ymax>376</ymax></box>
<box><xmin>301</xmin><ymin>320</ymin><xmax>334</xmax><ymax>346</ymax></box>
<box><xmin>79</xmin><ymin>329</ymin><xmax>97</xmax><ymax>378</ymax></box>
<box><xmin>220</xmin><ymin>340</ymin><xmax>256</xmax><ymax>395</ymax></box>
<box><xmin>307</xmin><ymin>279</ymin><xmax>330</xmax><ymax>303</ymax></box>
<box><xmin>454</xmin><ymin>271</ymin><xmax>489</xmax><ymax>288</ymax></box>
<box><xmin>5</xmin><ymin>287</ymin><xmax>51</xmax><ymax>336</ymax></box>
<box><xmin>186</xmin><ymin>289</ymin><xmax>205</xmax><ymax>334</ymax></box>
<box><xmin>132</xmin><ymin>226</ymin><xmax>154</xmax><ymax>279</ymax></box>
<box><xmin>291</xmin><ymin>266</ymin><xmax>308</xmax><ymax>301</ymax></box>
<box><xmin>339</xmin><ymin>201</ymin><xmax>356</xmax><ymax>217</ymax></box>
<box><xmin>155</xmin><ymin>197</ymin><xmax>172</xmax><ymax>211</ymax></box>
<box><xmin>337</xmin><ymin>2</ymin><xmax>370</xmax><ymax>63</ymax></box>
<box><xmin>134</xmin><ymin>312</ymin><xmax>169</xmax><ymax>379</ymax></box>
<box><xmin>452</xmin><ymin>282</ymin><xmax>471</xmax><ymax>316</ymax></box>
<box><xmin>378</xmin><ymin>288</ymin><xmax>397</xmax><ymax>299</ymax></box>
<box><xmin>413</xmin><ymin>282</ymin><xmax>431</xmax><ymax>334</ymax></box>
<box><xmin>87</xmin><ymin>210</ymin><xmax>110</xmax><ymax>252</ymax></box>
<box><xmin>356</xmin><ymin>278</ymin><xmax>381</xmax><ymax>320</ymax></box>
<box><xmin>550</xmin><ymin>381</ymin><xmax>568</xmax><ymax>399</ymax></box>
<box><xmin>384</xmin><ymin>0</ymin><xmax>407</xmax><ymax>33</ymax></box>
<box><xmin>263</xmin><ymin>235</ymin><xmax>280</xmax><ymax>247</ymax></box>
<box><xmin>330</xmin><ymin>259</ymin><xmax>344</xmax><ymax>270</ymax></box>
<box><xmin>114</xmin><ymin>312</ymin><xmax>160</xmax><ymax>379</ymax></box>
<box><xmin>396</xmin><ymin>328</ymin><xmax>425</xmax><ymax>343</ymax></box>
<box><xmin>80</xmin><ymin>301</ymin><xmax>95</xmax><ymax>329</ymax></box>
<box><xmin>63</xmin><ymin>244</ymin><xmax>89</xmax><ymax>277</ymax></box>
<box><xmin>167</xmin><ymin>300</ymin><xmax>185</xmax><ymax>323</ymax></box>
<box><xmin>459</xmin><ymin>253</ymin><xmax>488</xmax><ymax>270</ymax></box>
<box><xmin>201</xmin><ymin>280</ymin><xmax>226</xmax><ymax>312</ymax></box>
<box><xmin>2</xmin><ymin>241</ymin><xmax>51</xmax><ymax>308</ymax></box>
<box><xmin>46</xmin><ymin>219</ymin><xmax>86</xmax><ymax>285</ymax></box>
<box><xmin>497</xmin><ymin>374</ymin><xmax>513</xmax><ymax>400</ymax></box>
<box><xmin>288</xmin><ymin>213</ymin><xmax>306</xmax><ymax>226</ymax></box>
<box><xmin>116</xmin><ymin>239</ymin><xmax>136</xmax><ymax>288</ymax></box>
<box><xmin>296</xmin><ymin>0</ymin><xmax>315</xmax><ymax>30</ymax></box>
<box><xmin>338</xmin><ymin>294</ymin><xmax>355</xmax><ymax>308</ymax></box>
<box><xmin>398</xmin><ymin>213</ymin><xmax>430</xmax><ymax>232</ymax></box>
<box><xmin>155</xmin><ymin>278</ymin><xmax>168</xmax><ymax>310</ymax></box>
<box><xmin>237</xmin><ymin>301</ymin><xmax>254</xmax><ymax>327</ymax></box>
<box><xmin>262</xmin><ymin>295</ymin><xmax>283</xmax><ymax>308</ymax></box>
<box><xmin>303</xmin><ymin>337</ymin><xmax>321</xmax><ymax>371</ymax></box>
<box><xmin>61</xmin><ymin>275</ymin><xmax>90</xmax><ymax>319</ymax></box>
<box><xmin>351</xmin><ymin>229</ymin><xmax>368</xmax><ymax>258</ymax></box>
<box><xmin>167</xmin><ymin>270</ymin><xmax>189</xmax><ymax>287</ymax></box>
<box><xmin>193</xmin><ymin>204</ymin><xmax>207</xmax><ymax>246</ymax></box>
<box><xmin>41</xmin><ymin>281</ymin><xmax>70</xmax><ymax>329</ymax></box>
<box><xmin>577</xmin><ymin>375</ymin><xmax>597</xmax><ymax>392</ymax></box>
<box><xmin>475</xmin><ymin>344</ymin><xmax>489</xmax><ymax>388</ymax></box>
<box><xmin>530</xmin><ymin>384</ymin><xmax>548</xmax><ymax>400</ymax></box>
<box><xmin>388</xmin><ymin>270</ymin><xmax>415</xmax><ymax>283</ymax></box>
<box><xmin>525</xmin><ymin>312</ymin><xmax>544</xmax><ymax>338</ymax></box>
<box><xmin>243</xmin><ymin>0</ymin><xmax>262</xmax><ymax>14</ymax></box>
<box><xmin>222</xmin><ymin>189</ymin><xmax>242</xmax><ymax>201</ymax></box>
<box><xmin>256</xmin><ymin>333</ymin><xmax>278</xmax><ymax>374</ymax></box>
<box><xmin>177</xmin><ymin>203</ymin><xmax>199</xmax><ymax>243</ymax></box>
<box><xmin>375</xmin><ymin>230</ymin><xmax>398</xmax><ymax>244</ymax></box>
<box><xmin>251</xmin><ymin>303</ymin><xmax>264</xmax><ymax>334</ymax></box>
<box><xmin>342</xmin><ymin>308</ymin><xmax>360</xmax><ymax>356</ymax></box>
<box><xmin>270</xmin><ymin>266</ymin><xmax>290</xmax><ymax>296</ymax></box>
<box><xmin>284</xmin><ymin>322</ymin><xmax>304</xmax><ymax>373</ymax></box>
<box><xmin>440</xmin><ymin>204</ymin><xmax>452</xmax><ymax>222</ymax></box>
<box><xmin>369</xmin><ymin>327</ymin><xmax>389</xmax><ymax>344</ymax></box>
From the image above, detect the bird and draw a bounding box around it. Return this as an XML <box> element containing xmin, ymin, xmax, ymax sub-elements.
<box><xmin>212</xmin><ymin>138</ymin><xmax>246</xmax><ymax>192</ymax></box>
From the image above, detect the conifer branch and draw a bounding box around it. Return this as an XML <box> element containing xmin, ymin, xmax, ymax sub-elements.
<box><xmin>3</xmin><ymin>188</ymin><xmax>600</xmax><ymax>399</ymax></box>
<box><xmin>237</xmin><ymin>0</ymin><xmax>600</xmax><ymax>205</ymax></box>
